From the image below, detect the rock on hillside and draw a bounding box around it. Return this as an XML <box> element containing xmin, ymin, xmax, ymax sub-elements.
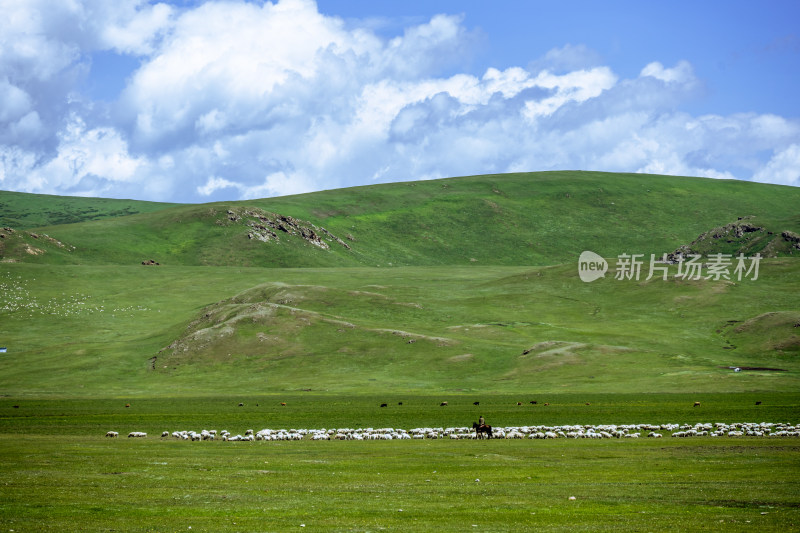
<box><xmin>218</xmin><ymin>207</ymin><xmax>351</xmax><ymax>251</ymax></box>
<box><xmin>667</xmin><ymin>217</ymin><xmax>800</xmax><ymax>261</ymax></box>
<box><xmin>0</xmin><ymin>226</ymin><xmax>75</xmax><ymax>262</ymax></box>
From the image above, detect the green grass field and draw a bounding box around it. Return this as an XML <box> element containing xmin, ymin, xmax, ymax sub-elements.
<box><xmin>0</xmin><ymin>261</ymin><xmax>797</xmax><ymax>396</ymax></box>
<box><xmin>3</xmin><ymin>435</ymin><xmax>797</xmax><ymax>532</ymax></box>
<box><xmin>1</xmin><ymin>172</ymin><xmax>798</xmax><ymax>530</ymax></box>
<box><xmin>1</xmin><ymin>395</ymin><xmax>798</xmax><ymax>532</ymax></box>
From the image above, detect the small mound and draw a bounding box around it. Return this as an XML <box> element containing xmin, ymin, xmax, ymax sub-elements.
<box><xmin>157</xmin><ymin>281</ymin><xmax>458</xmax><ymax>371</ymax></box>
<box><xmin>723</xmin><ymin>311</ymin><xmax>800</xmax><ymax>355</ymax></box>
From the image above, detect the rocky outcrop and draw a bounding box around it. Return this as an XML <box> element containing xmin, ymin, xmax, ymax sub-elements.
<box><xmin>782</xmin><ymin>231</ymin><xmax>800</xmax><ymax>251</ymax></box>
<box><xmin>220</xmin><ymin>208</ymin><xmax>351</xmax><ymax>250</ymax></box>
<box><xmin>0</xmin><ymin>227</ymin><xmax>74</xmax><ymax>261</ymax></box>
<box><xmin>665</xmin><ymin>217</ymin><xmax>800</xmax><ymax>261</ymax></box>
<box><xmin>666</xmin><ymin>219</ymin><xmax>765</xmax><ymax>262</ymax></box>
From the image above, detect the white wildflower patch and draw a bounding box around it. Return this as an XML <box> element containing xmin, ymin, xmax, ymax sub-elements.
<box><xmin>0</xmin><ymin>272</ymin><xmax>152</xmax><ymax>318</ymax></box>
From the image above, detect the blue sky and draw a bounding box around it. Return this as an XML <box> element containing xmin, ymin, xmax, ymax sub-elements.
<box><xmin>319</xmin><ymin>0</ymin><xmax>799</xmax><ymax>116</ymax></box>
<box><xmin>1</xmin><ymin>0</ymin><xmax>798</xmax><ymax>202</ymax></box>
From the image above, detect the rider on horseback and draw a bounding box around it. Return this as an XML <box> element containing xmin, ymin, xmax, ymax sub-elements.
<box><xmin>474</xmin><ymin>415</ymin><xmax>492</xmax><ymax>438</ymax></box>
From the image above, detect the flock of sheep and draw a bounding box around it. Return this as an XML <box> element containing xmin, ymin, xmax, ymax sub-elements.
<box><xmin>107</xmin><ymin>421</ymin><xmax>800</xmax><ymax>441</ymax></box>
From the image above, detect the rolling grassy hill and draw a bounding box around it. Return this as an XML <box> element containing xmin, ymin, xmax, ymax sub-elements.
<box><xmin>0</xmin><ymin>189</ymin><xmax>180</xmax><ymax>229</ymax></box>
<box><xmin>0</xmin><ymin>171</ymin><xmax>798</xmax><ymax>396</ymax></box>
<box><xmin>2</xmin><ymin>171</ymin><xmax>799</xmax><ymax>267</ymax></box>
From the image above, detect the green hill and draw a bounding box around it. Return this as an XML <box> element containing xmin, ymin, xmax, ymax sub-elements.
<box><xmin>2</xmin><ymin>171</ymin><xmax>799</xmax><ymax>267</ymax></box>
<box><xmin>0</xmin><ymin>171</ymin><xmax>798</xmax><ymax>396</ymax></box>
<box><xmin>0</xmin><ymin>189</ymin><xmax>179</xmax><ymax>229</ymax></box>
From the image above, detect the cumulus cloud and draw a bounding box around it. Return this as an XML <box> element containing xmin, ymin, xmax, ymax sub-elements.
<box><xmin>753</xmin><ymin>144</ymin><xmax>800</xmax><ymax>187</ymax></box>
<box><xmin>640</xmin><ymin>60</ymin><xmax>695</xmax><ymax>84</ymax></box>
<box><xmin>0</xmin><ymin>0</ymin><xmax>798</xmax><ymax>202</ymax></box>
<box><xmin>18</xmin><ymin>114</ymin><xmax>146</xmax><ymax>196</ymax></box>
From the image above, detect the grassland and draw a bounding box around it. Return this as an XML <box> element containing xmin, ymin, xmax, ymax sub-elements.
<box><xmin>3</xmin><ymin>435</ymin><xmax>797</xmax><ymax>532</ymax></box>
<box><xmin>4</xmin><ymin>172</ymin><xmax>800</xmax><ymax>267</ymax></box>
<box><xmin>1</xmin><ymin>395</ymin><xmax>798</xmax><ymax>532</ymax></box>
<box><xmin>0</xmin><ymin>261</ymin><xmax>797</xmax><ymax>396</ymax></box>
<box><xmin>0</xmin><ymin>171</ymin><xmax>798</xmax><ymax>530</ymax></box>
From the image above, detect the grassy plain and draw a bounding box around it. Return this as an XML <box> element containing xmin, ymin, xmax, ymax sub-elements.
<box><xmin>1</xmin><ymin>395</ymin><xmax>798</xmax><ymax>532</ymax></box>
<box><xmin>0</xmin><ymin>261</ymin><xmax>798</xmax><ymax>396</ymax></box>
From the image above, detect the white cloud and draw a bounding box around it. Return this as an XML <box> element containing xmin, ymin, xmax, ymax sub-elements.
<box><xmin>523</xmin><ymin>67</ymin><xmax>618</xmax><ymax>119</ymax></box>
<box><xmin>749</xmin><ymin>114</ymin><xmax>799</xmax><ymax>141</ymax></box>
<box><xmin>97</xmin><ymin>1</ymin><xmax>174</xmax><ymax>55</ymax></box>
<box><xmin>640</xmin><ymin>60</ymin><xmax>694</xmax><ymax>84</ymax></box>
<box><xmin>753</xmin><ymin>145</ymin><xmax>800</xmax><ymax>187</ymax></box>
<box><xmin>382</xmin><ymin>13</ymin><xmax>474</xmax><ymax>78</ymax></box>
<box><xmin>0</xmin><ymin>78</ymin><xmax>33</xmax><ymax>122</ymax></box>
<box><xmin>0</xmin><ymin>0</ymin><xmax>798</xmax><ymax>204</ymax></box>
<box><xmin>0</xmin><ymin>145</ymin><xmax>38</xmax><ymax>189</ymax></box>
<box><xmin>256</xmin><ymin>171</ymin><xmax>318</xmax><ymax>197</ymax></box>
<box><xmin>197</xmin><ymin>176</ymin><xmax>239</xmax><ymax>197</ymax></box>
<box><xmin>9</xmin><ymin>114</ymin><xmax>144</xmax><ymax>196</ymax></box>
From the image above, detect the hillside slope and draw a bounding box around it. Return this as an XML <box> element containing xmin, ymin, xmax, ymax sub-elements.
<box><xmin>0</xmin><ymin>172</ymin><xmax>798</xmax><ymax>396</ymax></box>
<box><xmin>0</xmin><ymin>261</ymin><xmax>797</xmax><ymax>395</ymax></box>
<box><xmin>0</xmin><ymin>190</ymin><xmax>180</xmax><ymax>229</ymax></box>
<box><xmin>2</xmin><ymin>171</ymin><xmax>799</xmax><ymax>267</ymax></box>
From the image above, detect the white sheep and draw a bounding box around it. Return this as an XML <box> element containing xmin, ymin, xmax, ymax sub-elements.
<box><xmin>148</xmin><ymin>422</ymin><xmax>800</xmax><ymax>445</ymax></box>
<box><xmin>105</xmin><ymin>431</ymin><xmax>118</xmax><ymax>438</ymax></box>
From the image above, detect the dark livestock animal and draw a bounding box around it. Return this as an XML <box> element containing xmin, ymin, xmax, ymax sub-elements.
<box><xmin>473</xmin><ymin>421</ymin><xmax>493</xmax><ymax>439</ymax></box>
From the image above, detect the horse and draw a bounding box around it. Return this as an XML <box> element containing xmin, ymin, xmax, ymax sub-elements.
<box><xmin>473</xmin><ymin>421</ymin><xmax>493</xmax><ymax>439</ymax></box>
